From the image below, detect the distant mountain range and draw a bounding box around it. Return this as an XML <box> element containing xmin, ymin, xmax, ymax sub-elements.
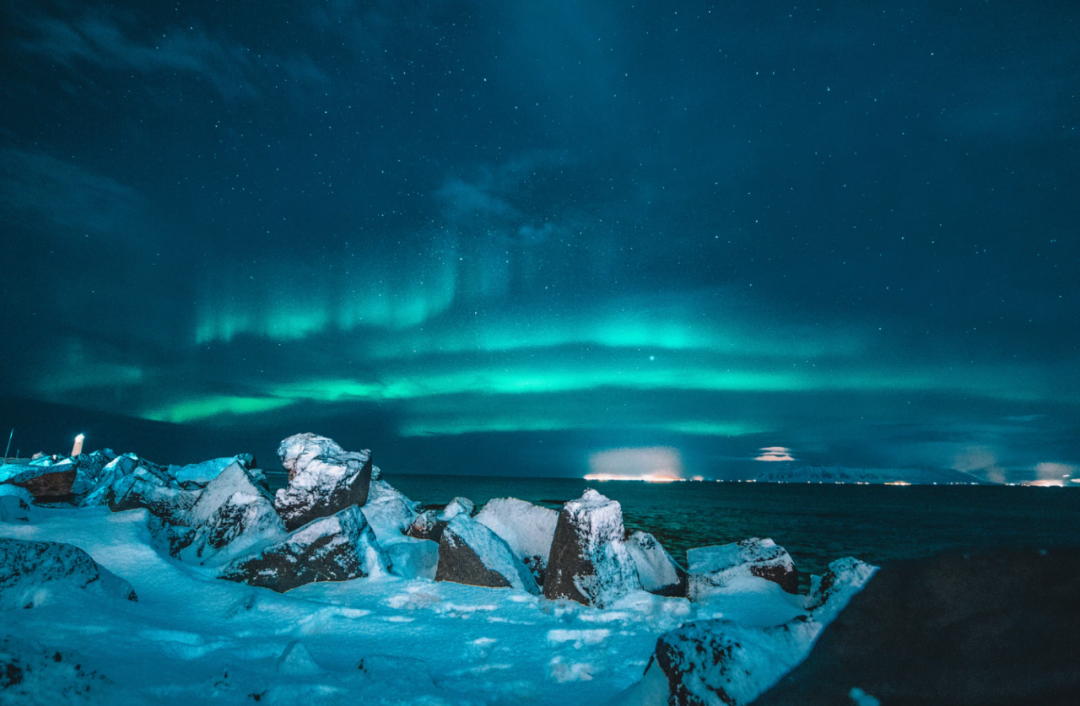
<box><xmin>753</xmin><ymin>465</ymin><xmax>992</xmax><ymax>485</ymax></box>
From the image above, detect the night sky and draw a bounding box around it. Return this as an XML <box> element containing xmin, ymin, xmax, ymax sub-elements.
<box><xmin>2</xmin><ymin>0</ymin><xmax>1078</xmax><ymax>482</ymax></box>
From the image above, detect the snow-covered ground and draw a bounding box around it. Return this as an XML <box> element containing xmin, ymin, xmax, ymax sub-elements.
<box><xmin>0</xmin><ymin>501</ymin><xmax>842</xmax><ymax>705</ymax></box>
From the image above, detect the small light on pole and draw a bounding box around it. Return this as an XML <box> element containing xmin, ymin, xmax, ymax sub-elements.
<box><xmin>72</xmin><ymin>434</ymin><xmax>85</xmax><ymax>457</ymax></box>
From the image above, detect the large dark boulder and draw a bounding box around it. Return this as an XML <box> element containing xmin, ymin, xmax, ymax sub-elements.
<box><xmin>0</xmin><ymin>459</ymin><xmax>77</xmax><ymax>500</ymax></box>
<box><xmin>435</xmin><ymin>515</ymin><xmax>538</xmax><ymax>593</ymax></box>
<box><xmin>475</xmin><ymin>497</ymin><xmax>558</xmax><ymax>586</ymax></box>
<box><xmin>543</xmin><ymin>489</ymin><xmax>640</xmax><ymax>607</ymax></box>
<box><xmin>687</xmin><ymin>537</ymin><xmax>799</xmax><ymax>599</ymax></box>
<box><xmin>219</xmin><ymin>506</ymin><xmax>388</xmax><ymax>592</ymax></box>
<box><xmin>754</xmin><ymin>548</ymin><xmax>1080</xmax><ymax>706</ymax></box>
<box><xmin>0</xmin><ymin>538</ymin><xmax>138</xmax><ymax>608</ymax></box>
<box><xmin>274</xmin><ymin>433</ymin><xmax>373</xmax><ymax>531</ymax></box>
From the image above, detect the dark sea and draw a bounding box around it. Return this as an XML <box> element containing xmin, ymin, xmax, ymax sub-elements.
<box><xmin>268</xmin><ymin>472</ymin><xmax>1080</xmax><ymax>587</ymax></box>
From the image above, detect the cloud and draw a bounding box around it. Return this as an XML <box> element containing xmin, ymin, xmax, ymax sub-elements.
<box><xmin>10</xmin><ymin>5</ymin><xmax>327</xmax><ymax>100</ymax></box>
<box><xmin>755</xmin><ymin>446</ymin><xmax>795</xmax><ymax>462</ymax></box>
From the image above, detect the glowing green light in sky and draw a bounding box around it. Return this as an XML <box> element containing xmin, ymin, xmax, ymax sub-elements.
<box><xmin>145</xmin><ymin>395</ymin><xmax>294</xmax><ymax>424</ymax></box>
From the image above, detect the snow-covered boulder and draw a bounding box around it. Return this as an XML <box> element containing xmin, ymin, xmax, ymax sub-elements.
<box><xmin>543</xmin><ymin>489</ymin><xmax>640</xmax><ymax>607</ymax></box>
<box><xmin>176</xmin><ymin>461</ymin><xmax>286</xmax><ymax>566</ymax></box>
<box><xmin>626</xmin><ymin>531</ymin><xmax>688</xmax><ymax>597</ymax></box>
<box><xmin>0</xmin><ymin>459</ymin><xmax>77</xmax><ymax>499</ymax></box>
<box><xmin>80</xmin><ymin>452</ymin><xmax>165</xmax><ymax>507</ymax></box>
<box><xmin>166</xmin><ymin>453</ymin><xmax>255</xmax><ymax>489</ymax></box>
<box><xmin>0</xmin><ymin>485</ymin><xmax>34</xmax><ymax>523</ymax></box>
<box><xmin>406</xmin><ymin>509</ymin><xmax>446</xmax><ymax>542</ymax></box>
<box><xmin>361</xmin><ymin>480</ymin><xmax>420</xmax><ymax>544</ymax></box>
<box><xmin>0</xmin><ymin>636</ymin><xmax>119</xmax><ymax>701</ymax></box>
<box><xmin>0</xmin><ymin>538</ymin><xmax>138</xmax><ymax>608</ymax></box>
<box><xmin>438</xmin><ymin>496</ymin><xmax>474</xmax><ymax>521</ymax></box>
<box><xmin>69</xmin><ymin>449</ymin><xmax>117</xmax><ymax>495</ymax></box>
<box><xmin>274</xmin><ymin>433</ymin><xmax>374</xmax><ymax>531</ymax></box>
<box><xmin>107</xmin><ymin>466</ymin><xmax>199</xmax><ymax>519</ymax></box>
<box><xmin>475</xmin><ymin>497</ymin><xmax>557</xmax><ymax>584</ymax></box>
<box><xmin>631</xmin><ymin>557</ymin><xmax>875</xmax><ymax>706</ymax></box>
<box><xmin>435</xmin><ymin>515</ymin><xmax>539</xmax><ymax>593</ymax></box>
<box><xmin>687</xmin><ymin>538</ymin><xmax>799</xmax><ymax>599</ymax></box>
<box><xmin>219</xmin><ymin>506</ymin><xmax>388</xmax><ymax>592</ymax></box>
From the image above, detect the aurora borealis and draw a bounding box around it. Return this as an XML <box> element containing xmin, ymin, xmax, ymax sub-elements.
<box><xmin>1</xmin><ymin>1</ymin><xmax>1078</xmax><ymax>481</ymax></box>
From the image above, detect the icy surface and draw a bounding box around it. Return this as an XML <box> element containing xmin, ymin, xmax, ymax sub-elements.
<box><xmin>475</xmin><ymin>497</ymin><xmax>557</xmax><ymax>575</ymax></box>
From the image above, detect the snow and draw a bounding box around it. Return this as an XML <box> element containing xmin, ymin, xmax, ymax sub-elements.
<box><xmin>437</xmin><ymin>496</ymin><xmax>475</xmax><ymax>521</ymax></box>
<box><xmin>1</xmin><ymin>471</ymin><xmax>877</xmax><ymax>705</ymax></box>
<box><xmin>625</xmin><ymin>531</ymin><xmax>685</xmax><ymax>595</ymax></box>
<box><xmin>475</xmin><ymin>497</ymin><xmax>557</xmax><ymax>575</ymax></box>
<box><xmin>0</xmin><ymin>537</ymin><xmax>138</xmax><ymax>609</ymax></box>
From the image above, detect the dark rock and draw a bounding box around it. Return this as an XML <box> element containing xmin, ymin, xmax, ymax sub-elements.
<box><xmin>754</xmin><ymin>548</ymin><xmax>1080</xmax><ymax>706</ymax></box>
<box><xmin>0</xmin><ymin>538</ymin><xmax>138</xmax><ymax>607</ymax></box>
<box><xmin>274</xmin><ymin>433</ymin><xmax>374</xmax><ymax>531</ymax></box>
<box><xmin>435</xmin><ymin>515</ymin><xmax>538</xmax><ymax>593</ymax></box>
<box><xmin>474</xmin><ymin>497</ymin><xmax>558</xmax><ymax>586</ymax></box>
<box><xmin>406</xmin><ymin>510</ymin><xmax>447</xmax><ymax>542</ymax></box>
<box><xmin>107</xmin><ymin>468</ymin><xmax>199</xmax><ymax>519</ymax></box>
<box><xmin>543</xmin><ymin>489</ymin><xmax>639</xmax><ymax>607</ymax></box>
<box><xmin>687</xmin><ymin>538</ymin><xmax>799</xmax><ymax>599</ymax></box>
<box><xmin>0</xmin><ymin>459</ymin><xmax>77</xmax><ymax>500</ymax></box>
<box><xmin>219</xmin><ymin>506</ymin><xmax>388</xmax><ymax>592</ymax></box>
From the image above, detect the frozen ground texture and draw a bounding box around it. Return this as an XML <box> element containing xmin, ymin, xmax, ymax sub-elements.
<box><xmin>1</xmin><ymin>442</ymin><xmax>875</xmax><ymax>705</ymax></box>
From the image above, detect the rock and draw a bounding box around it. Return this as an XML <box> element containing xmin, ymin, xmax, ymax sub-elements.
<box><xmin>435</xmin><ymin>515</ymin><xmax>538</xmax><ymax>593</ymax></box>
<box><xmin>543</xmin><ymin>489</ymin><xmax>640</xmax><ymax>607</ymax></box>
<box><xmin>626</xmin><ymin>531</ymin><xmax>688</xmax><ymax>597</ymax></box>
<box><xmin>475</xmin><ymin>497</ymin><xmax>558</xmax><ymax>585</ymax></box>
<box><xmin>0</xmin><ymin>459</ymin><xmax>77</xmax><ymax>499</ymax></box>
<box><xmin>177</xmin><ymin>461</ymin><xmax>286</xmax><ymax>566</ymax></box>
<box><xmin>219</xmin><ymin>506</ymin><xmax>388</xmax><ymax>592</ymax></box>
<box><xmin>107</xmin><ymin>466</ymin><xmax>199</xmax><ymax>519</ymax></box>
<box><xmin>80</xmin><ymin>452</ymin><xmax>165</xmax><ymax>507</ymax></box>
<box><xmin>166</xmin><ymin>454</ymin><xmax>255</xmax><ymax>489</ymax></box>
<box><xmin>0</xmin><ymin>485</ymin><xmax>34</xmax><ymax>523</ymax></box>
<box><xmin>406</xmin><ymin>510</ymin><xmax>447</xmax><ymax>542</ymax></box>
<box><xmin>274</xmin><ymin>433</ymin><xmax>374</xmax><ymax>531</ymax></box>
<box><xmin>69</xmin><ymin>449</ymin><xmax>118</xmax><ymax>495</ymax></box>
<box><xmin>687</xmin><ymin>538</ymin><xmax>799</xmax><ymax>598</ymax></box>
<box><xmin>437</xmin><ymin>496</ymin><xmax>474</xmax><ymax>521</ymax></box>
<box><xmin>636</xmin><ymin>557</ymin><xmax>875</xmax><ymax>706</ymax></box>
<box><xmin>361</xmin><ymin>480</ymin><xmax>420</xmax><ymax>543</ymax></box>
<box><xmin>754</xmin><ymin>548</ymin><xmax>1080</xmax><ymax>706</ymax></box>
<box><xmin>0</xmin><ymin>538</ymin><xmax>138</xmax><ymax>608</ymax></box>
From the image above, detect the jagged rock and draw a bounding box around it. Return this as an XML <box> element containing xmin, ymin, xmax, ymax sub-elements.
<box><xmin>107</xmin><ymin>466</ymin><xmax>199</xmax><ymax>518</ymax></box>
<box><xmin>632</xmin><ymin>558</ymin><xmax>875</xmax><ymax>706</ymax></box>
<box><xmin>435</xmin><ymin>515</ymin><xmax>538</xmax><ymax>593</ymax></box>
<box><xmin>219</xmin><ymin>506</ymin><xmax>388</xmax><ymax>592</ymax></box>
<box><xmin>361</xmin><ymin>480</ymin><xmax>420</xmax><ymax>543</ymax></box>
<box><xmin>69</xmin><ymin>449</ymin><xmax>117</xmax><ymax>495</ymax></box>
<box><xmin>543</xmin><ymin>489</ymin><xmax>640</xmax><ymax>607</ymax></box>
<box><xmin>475</xmin><ymin>497</ymin><xmax>558</xmax><ymax>584</ymax></box>
<box><xmin>177</xmin><ymin>461</ymin><xmax>286</xmax><ymax>566</ymax></box>
<box><xmin>626</xmin><ymin>531</ymin><xmax>688</xmax><ymax>597</ymax></box>
<box><xmin>437</xmin><ymin>496</ymin><xmax>474</xmax><ymax>521</ymax></box>
<box><xmin>755</xmin><ymin>549</ymin><xmax>1080</xmax><ymax>706</ymax></box>
<box><xmin>274</xmin><ymin>433</ymin><xmax>374</xmax><ymax>531</ymax></box>
<box><xmin>80</xmin><ymin>452</ymin><xmax>166</xmax><ymax>507</ymax></box>
<box><xmin>0</xmin><ymin>538</ymin><xmax>138</xmax><ymax>608</ymax></box>
<box><xmin>166</xmin><ymin>454</ymin><xmax>255</xmax><ymax>489</ymax></box>
<box><xmin>0</xmin><ymin>459</ymin><xmax>77</xmax><ymax>499</ymax></box>
<box><xmin>687</xmin><ymin>538</ymin><xmax>799</xmax><ymax>598</ymax></box>
<box><xmin>406</xmin><ymin>510</ymin><xmax>446</xmax><ymax>542</ymax></box>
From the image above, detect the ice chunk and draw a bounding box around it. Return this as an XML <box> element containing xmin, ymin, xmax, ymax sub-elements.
<box><xmin>437</xmin><ymin>496</ymin><xmax>474</xmax><ymax>521</ymax></box>
<box><xmin>625</xmin><ymin>531</ymin><xmax>687</xmax><ymax>597</ymax></box>
<box><xmin>360</xmin><ymin>480</ymin><xmax>420</xmax><ymax>543</ymax></box>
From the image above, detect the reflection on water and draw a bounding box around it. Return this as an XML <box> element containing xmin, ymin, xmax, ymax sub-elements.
<box><xmin>271</xmin><ymin>472</ymin><xmax>1080</xmax><ymax>583</ymax></box>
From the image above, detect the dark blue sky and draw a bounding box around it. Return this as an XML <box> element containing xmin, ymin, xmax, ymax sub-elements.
<box><xmin>1</xmin><ymin>0</ymin><xmax>1078</xmax><ymax>481</ymax></box>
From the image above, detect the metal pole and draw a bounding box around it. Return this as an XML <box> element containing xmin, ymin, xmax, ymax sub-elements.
<box><xmin>3</xmin><ymin>429</ymin><xmax>12</xmax><ymax>462</ymax></box>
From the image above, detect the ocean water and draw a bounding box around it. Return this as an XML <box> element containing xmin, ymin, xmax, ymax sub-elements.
<box><xmin>378</xmin><ymin>475</ymin><xmax>1080</xmax><ymax>585</ymax></box>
